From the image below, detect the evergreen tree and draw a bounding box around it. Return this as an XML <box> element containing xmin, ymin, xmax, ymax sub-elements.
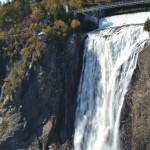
<box><xmin>144</xmin><ymin>18</ymin><xmax>150</xmax><ymax>33</ymax></box>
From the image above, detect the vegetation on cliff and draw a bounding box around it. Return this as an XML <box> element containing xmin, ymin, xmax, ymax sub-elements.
<box><xmin>0</xmin><ymin>0</ymin><xmax>82</xmax><ymax>97</ymax></box>
<box><xmin>0</xmin><ymin>0</ymin><xmax>143</xmax><ymax>99</ymax></box>
<box><xmin>0</xmin><ymin>1</ymin><xmax>84</xmax><ymax>147</ymax></box>
<box><xmin>144</xmin><ymin>18</ymin><xmax>150</xmax><ymax>33</ymax></box>
<box><xmin>0</xmin><ymin>0</ymin><xmax>114</xmax><ymax>98</ymax></box>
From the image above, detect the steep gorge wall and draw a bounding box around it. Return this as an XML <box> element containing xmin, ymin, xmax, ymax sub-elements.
<box><xmin>121</xmin><ymin>45</ymin><xmax>150</xmax><ymax>150</ymax></box>
<box><xmin>0</xmin><ymin>34</ymin><xmax>86</xmax><ymax>150</ymax></box>
<box><xmin>1</xmin><ymin>27</ymin><xmax>150</xmax><ymax>150</ymax></box>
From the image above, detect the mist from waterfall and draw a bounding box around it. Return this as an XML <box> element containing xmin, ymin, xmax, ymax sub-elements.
<box><xmin>74</xmin><ymin>12</ymin><xmax>150</xmax><ymax>150</ymax></box>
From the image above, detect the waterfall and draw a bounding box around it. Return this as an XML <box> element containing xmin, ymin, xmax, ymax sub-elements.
<box><xmin>74</xmin><ymin>12</ymin><xmax>149</xmax><ymax>150</ymax></box>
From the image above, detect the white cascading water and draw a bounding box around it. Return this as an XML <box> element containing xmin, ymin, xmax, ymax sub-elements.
<box><xmin>74</xmin><ymin>12</ymin><xmax>150</xmax><ymax>150</ymax></box>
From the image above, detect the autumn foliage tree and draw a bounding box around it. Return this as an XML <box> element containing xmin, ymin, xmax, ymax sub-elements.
<box><xmin>51</xmin><ymin>20</ymin><xmax>69</xmax><ymax>38</ymax></box>
<box><xmin>0</xmin><ymin>0</ymin><xmax>84</xmax><ymax>96</ymax></box>
<box><xmin>30</xmin><ymin>5</ymin><xmax>44</xmax><ymax>21</ymax></box>
<box><xmin>71</xmin><ymin>19</ymin><xmax>80</xmax><ymax>30</ymax></box>
<box><xmin>69</xmin><ymin>0</ymin><xmax>83</xmax><ymax>9</ymax></box>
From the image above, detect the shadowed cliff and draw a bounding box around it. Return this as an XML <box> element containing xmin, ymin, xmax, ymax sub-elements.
<box><xmin>120</xmin><ymin>45</ymin><xmax>150</xmax><ymax>150</ymax></box>
<box><xmin>0</xmin><ymin>34</ymin><xmax>87</xmax><ymax>150</ymax></box>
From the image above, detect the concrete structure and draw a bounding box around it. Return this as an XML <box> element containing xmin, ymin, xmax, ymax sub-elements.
<box><xmin>72</xmin><ymin>0</ymin><xmax>150</xmax><ymax>26</ymax></box>
<box><xmin>73</xmin><ymin>0</ymin><xmax>150</xmax><ymax>14</ymax></box>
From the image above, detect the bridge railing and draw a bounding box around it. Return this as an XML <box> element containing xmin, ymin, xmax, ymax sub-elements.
<box><xmin>72</xmin><ymin>0</ymin><xmax>150</xmax><ymax>14</ymax></box>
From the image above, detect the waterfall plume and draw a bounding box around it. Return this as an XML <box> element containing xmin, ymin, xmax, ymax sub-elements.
<box><xmin>74</xmin><ymin>12</ymin><xmax>150</xmax><ymax>150</ymax></box>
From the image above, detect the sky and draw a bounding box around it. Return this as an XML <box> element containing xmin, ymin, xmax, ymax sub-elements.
<box><xmin>0</xmin><ymin>0</ymin><xmax>8</xmax><ymax>4</ymax></box>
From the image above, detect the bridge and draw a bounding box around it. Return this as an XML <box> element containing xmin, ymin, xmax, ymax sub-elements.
<box><xmin>72</xmin><ymin>0</ymin><xmax>150</xmax><ymax>14</ymax></box>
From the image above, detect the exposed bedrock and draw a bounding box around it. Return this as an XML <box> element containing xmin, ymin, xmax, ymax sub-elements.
<box><xmin>120</xmin><ymin>45</ymin><xmax>150</xmax><ymax>150</ymax></box>
<box><xmin>0</xmin><ymin>34</ymin><xmax>87</xmax><ymax>150</ymax></box>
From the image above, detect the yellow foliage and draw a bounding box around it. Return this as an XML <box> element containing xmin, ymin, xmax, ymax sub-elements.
<box><xmin>53</xmin><ymin>20</ymin><xmax>69</xmax><ymax>37</ymax></box>
<box><xmin>42</xmin><ymin>27</ymin><xmax>51</xmax><ymax>35</ymax></box>
<box><xmin>21</xmin><ymin>48</ymin><xmax>31</xmax><ymax>59</ymax></box>
<box><xmin>30</xmin><ymin>6</ymin><xmax>43</xmax><ymax>20</ymax></box>
<box><xmin>44</xmin><ymin>0</ymin><xmax>59</xmax><ymax>14</ymax></box>
<box><xmin>69</xmin><ymin>0</ymin><xmax>83</xmax><ymax>9</ymax></box>
<box><xmin>71</xmin><ymin>19</ymin><xmax>80</xmax><ymax>29</ymax></box>
<box><xmin>29</xmin><ymin>23</ymin><xmax>38</xmax><ymax>31</ymax></box>
<box><xmin>0</xmin><ymin>32</ymin><xmax>5</xmax><ymax>40</ymax></box>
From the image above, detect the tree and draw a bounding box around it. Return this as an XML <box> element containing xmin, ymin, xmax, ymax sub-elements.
<box><xmin>30</xmin><ymin>6</ymin><xmax>43</xmax><ymax>21</ymax></box>
<box><xmin>71</xmin><ymin>19</ymin><xmax>80</xmax><ymax>30</ymax></box>
<box><xmin>69</xmin><ymin>0</ymin><xmax>82</xmax><ymax>9</ymax></box>
<box><xmin>52</xmin><ymin>20</ymin><xmax>69</xmax><ymax>38</ymax></box>
<box><xmin>144</xmin><ymin>18</ymin><xmax>150</xmax><ymax>33</ymax></box>
<box><xmin>4</xmin><ymin>61</ymin><xmax>26</xmax><ymax>94</ymax></box>
<box><xmin>45</xmin><ymin>0</ymin><xmax>59</xmax><ymax>14</ymax></box>
<box><xmin>0</xmin><ymin>32</ymin><xmax>5</xmax><ymax>40</ymax></box>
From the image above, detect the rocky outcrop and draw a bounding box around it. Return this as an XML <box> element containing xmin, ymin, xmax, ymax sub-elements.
<box><xmin>0</xmin><ymin>34</ymin><xmax>87</xmax><ymax>150</ymax></box>
<box><xmin>120</xmin><ymin>45</ymin><xmax>150</xmax><ymax>150</ymax></box>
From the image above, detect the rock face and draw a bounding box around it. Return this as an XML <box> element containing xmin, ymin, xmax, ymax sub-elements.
<box><xmin>1</xmin><ymin>30</ymin><xmax>150</xmax><ymax>150</ymax></box>
<box><xmin>120</xmin><ymin>45</ymin><xmax>150</xmax><ymax>150</ymax></box>
<box><xmin>0</xmin><ymin>34</ymin><xmax>87</xmax><ymax>150</ymax></box>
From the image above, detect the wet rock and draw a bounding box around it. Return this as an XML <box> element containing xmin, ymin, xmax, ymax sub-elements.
<box><xmin>120</xmin><ymin>45</ymin><xmax>150</xmax><ymax>150</ymax></box>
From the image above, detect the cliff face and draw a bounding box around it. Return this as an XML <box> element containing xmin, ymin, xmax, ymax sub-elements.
<box><xmin>1</xmin><ymin>29</ymin><xmax>150</xmax><ymax>150</ymax></box>
<box><xmin>0</xmin><ymin>34</ymin><xmax>86</xmax><ymax>150</ymax></box>
<box><xmin>120</xmin><ymin>45</ymin><xmax>150</xmax><ymax>150</ymax></box>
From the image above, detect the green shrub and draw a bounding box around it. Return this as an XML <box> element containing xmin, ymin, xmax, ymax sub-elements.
<box><xmin>144</xmin><ymin>18</ymin><xmax>150</xmax><ymax>32</ymax></box>
<box><xmin>0</xmin><ymin>121</ymin><xmax>9</xmax><ymax>134</ymax></box>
